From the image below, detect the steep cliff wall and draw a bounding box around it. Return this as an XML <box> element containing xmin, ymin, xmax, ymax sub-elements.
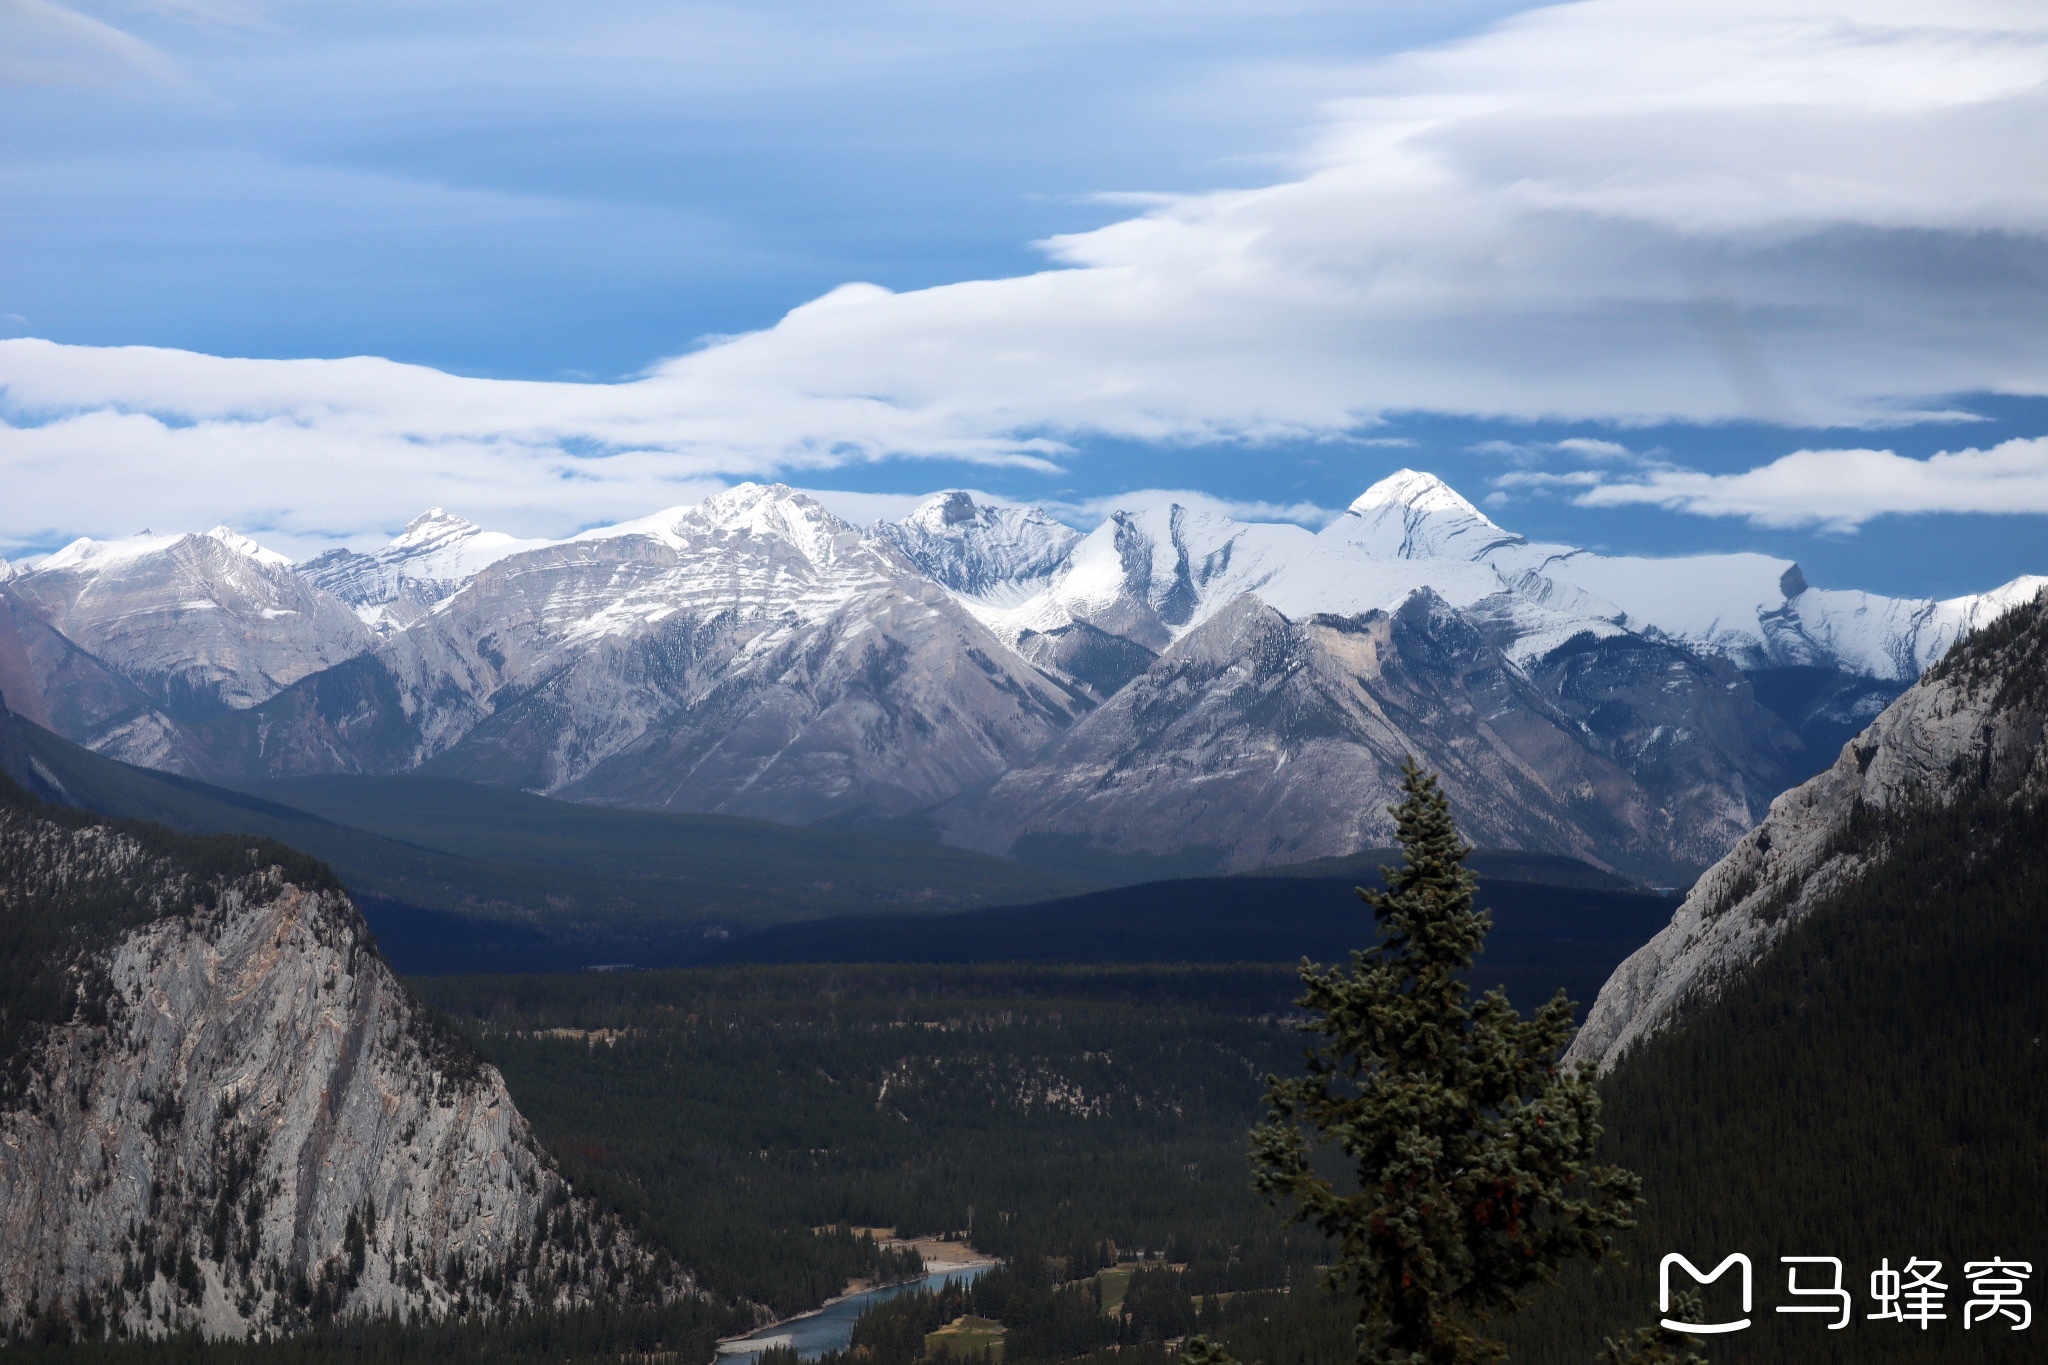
<box><xmin>0</xmin><ymin>787</ymin><xmax>685</xmax><ymax>1341</ymax></box>
<box><xmin>1567</xmin><ymin>587</ymin><xmax>2048</xmax><ymax>1072</ymax></box>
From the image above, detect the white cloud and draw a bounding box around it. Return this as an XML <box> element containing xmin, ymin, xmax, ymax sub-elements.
<box><xmin>0</xmin><ymin>0</ymin><xmax>187</xmax><ymax>88</ymax></box>
<box><xmin>6</xmin><ymin>0</ymin><xmax>2048</xmax><ymax>548</ymax></box>
<box><xmin>1574</xmin><ymin>437</ymin><xmax>2048</xmax><ymax>530</ymax></box>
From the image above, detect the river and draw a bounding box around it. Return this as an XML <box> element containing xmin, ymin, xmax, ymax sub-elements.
<box><xmin>716</xmin><ymin>1262</ymin><xmax>995</xmax><ymax>1363</ymax></box>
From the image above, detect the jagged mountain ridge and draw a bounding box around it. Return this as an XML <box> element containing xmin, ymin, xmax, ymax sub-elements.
<box><xmin>155</xmin><ymin>486</ymin><xmax>1088</xmax><ymax>823</ymax></box>
<box><xmin>936</xmin><ymin>591</ymin><xmax>1800</xmax><ymax>881</ymax></box>
<box><xmin>3</xmin><ymin>475</ymin><xmax>2039</xmax><ymax>878</ymax></box>
<box><xmin>1566</xmin><ymin>585</ymin><xmax>2048</xmax><ymax>1072</ymax></box>
<box><xmin>7</xmin><ymin>528</ymin><xmax>374</xmax><ymax>720</ymax></box>
<box><xmin>944</xmin><ymin>473</ymin><xmax>2040</xmax><ymax>682</ymax></box>
<box><xmin>0</xmin><ymin>748</ymin><xmax>685</xmax><ymax>1340</ymax></box>
<box><xmin>300</xmin><ymin>509</ymin><xmax>549</xmax><ymax>634</ymax></box>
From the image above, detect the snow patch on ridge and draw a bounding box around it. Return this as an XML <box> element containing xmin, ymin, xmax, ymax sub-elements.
<box><xmin>39</xmin><ymin>526</ymin><xmax>293</xmax><ymax>574</ymax></box>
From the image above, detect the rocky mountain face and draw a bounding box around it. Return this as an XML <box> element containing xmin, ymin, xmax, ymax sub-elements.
<box><xmin>0</xmin><ymin>756</ymin><xmax>683</xmax><ymax>1340</ymax></box>
<box><xmin>1567</xmin><ymin>585</ymin><xmax>2048</xmax><ymax>1072</ymax></box>
<box><xmin>939</xmin><ymin>592</ymin><xmax>1784</xmax><ymax>881</ymax></box>
<box><xmin>173</xmin><ymin>486</ymin><xmax>1088</xmax><ymax>823</ymax></box>
<box><xmin>300</xmin><ymin>509</ymin><xmax>549</xmax><ymax>635</ymax></box>
<box><xmin>7</xmin><ymin>529</ymin><xmax>374</xmax><ymax>721</ymax></box>
<box><xmin>869</xmin><ymin>491</ymin><xmax>1080</xmax><ymax>606</ymax></box>
<box><xmin>3</xmin><ymin>474</ymin><xmax>2039</xmax><ymax>879</ymax></box>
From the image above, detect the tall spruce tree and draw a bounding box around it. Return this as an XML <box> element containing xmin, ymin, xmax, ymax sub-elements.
<box><xmin>1234</xmin><ymin>759</ymin><xmax>1640</xmax><ymax>1365</ymax></box>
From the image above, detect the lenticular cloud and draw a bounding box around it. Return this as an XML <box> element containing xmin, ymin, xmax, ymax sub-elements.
<box><xmin>6</xmin><ymin>0</ymin><xmax>2048</xmax><ymax>549</ymax></box>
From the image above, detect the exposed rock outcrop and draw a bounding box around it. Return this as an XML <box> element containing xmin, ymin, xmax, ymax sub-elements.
<box><xmin>939</xmin><ymin>592</ymin><xmax>1703</xmax><ymax>879</ymax></box>
<box><xmin>6</xmin><ymin>476</ymin><xmax>2039</xmax><ymax>878</ymax></box>
<box><xmin>6</xmin><ymin>528</ymin><xmax>374</xmax><ymax>726</ymax></box>
<box><xmin>158</xmin><ymin>487</ymin><xmax>1089</xmax><ymax>823</ymax></box>
<box><xmin>1567</xmin><ymin>587</ymin><xmax>2048</xmax><ymax>1072</ymax></box>
<box><xmin>0</xmin><ymin>783</ymin><xmax>684</xmax><ymax>1340</ymax></box>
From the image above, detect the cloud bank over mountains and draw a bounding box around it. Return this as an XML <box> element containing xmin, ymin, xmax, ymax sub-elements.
<box><xmin>4</xmin><ymin>0</ymin><xmax>2048</xmax><ymax>554</ymax></box>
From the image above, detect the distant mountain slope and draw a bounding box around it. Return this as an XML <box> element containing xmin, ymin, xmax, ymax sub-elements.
<box><xmin>1569</xmin><ymin>584</ymin><xmax>2048</xmax><ymax>1071</ymax></box>
<box><xmin>177</xmin><ymin>486</ymin><xmax>1091</xmax><ymax>825</ymax></box>
<box><xmin>0</xmin><ymin>698</ymin><xmax>1095</xmax><ymax>941</ymax></box>
<box><xmin>938</xmin><ymin>592</ymin><xmax>1790</xmax><ymax>883</ymax></box>
<box><xmin>7</xmin><ymin>526</ymin><xmax>374</xmax><ymax>726</ymax></box>
<box><xmin>951</xmin><ymin>472</ymin><xmax>2041</xmax><ymax>682</ymax></box>
<box><xmin>869</xmin><ymin>491</ymin><xmax>1080</xmax><ymax>606</ymax></box>
<box><xmin>704</xmin><ymin>867</ymin><xmax>1676</xmax><ymax>1022</ymax></box>
<box><xmin>0</xmin><ymin>768</ymin><xmax>680</xmax><ymax>1341</ymax></box>
<box><xmin>299</xmin><ymin>508</ymin><xmax>550</xmax><ymax>634</ymax></box>
<box><xmin>1240</xmin><ymin>846</ymin><xmax>1639</xmax><ymax>890</ymax></box>
<box><xmin>254</xmin><ymin>772</ymin><xmax>1096</xmax><ymax>923</ymax></box>
<box><xmin>6</xmin><ymin>474</ymin><xmax>2038</xmax><ymax>882</ymax></box>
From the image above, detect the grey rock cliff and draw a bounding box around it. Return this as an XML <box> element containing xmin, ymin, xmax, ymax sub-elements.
<box><xmin>0</xmin><ymin>800</ymin><xmax>682</xmax><ymax>1340</ymax></box>
<box><xmin>939</xmin><ymin>592</ymin><xmax>1701</xmax><ymax>879</ymax></box>
<box><xmin>8</xmin><ymin>529</ymin><xmax>372</xmax><ymax>728</ymax></box>
<box><xmin>1567</xmin><ymin>586</ymin><xmax>2048</xmax><ymax>1072</ymax></box>
<box><xmin>177</xmin><ymin>486</ymin><xmax>1090</xmax><ymax>823</ymax></box>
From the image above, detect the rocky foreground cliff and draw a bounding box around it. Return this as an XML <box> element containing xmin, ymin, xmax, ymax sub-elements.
<box><xmin>0</xmin><ymin>777</ymin><xmax>684</xmax><ymax>1341</ymax></box>
<box><xmin>1567</xmin><ymin>586</ymin><xmax>2048</xmax><ymax>1073</ymax></box>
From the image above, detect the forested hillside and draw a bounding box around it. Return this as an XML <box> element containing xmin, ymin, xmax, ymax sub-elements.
<box><xmin>1507</xmin><ymin>737</ymin><xmax>2047</xmax><ymax>1362</ymax></box>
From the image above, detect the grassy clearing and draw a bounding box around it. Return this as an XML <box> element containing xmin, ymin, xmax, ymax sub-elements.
<box><xmin>924</xmin><ymin>1315</ymin><xmax>1007</xmax><ymax>1362</ymax></box>
<box><xmin>1093</xmin><ymin>1270</ymin><xmax>1133</xmax><ymax>1317</ymax></box>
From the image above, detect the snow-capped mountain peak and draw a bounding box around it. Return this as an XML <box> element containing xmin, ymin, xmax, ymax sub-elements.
<box><xmin>574</xmin><ymin>484</ymin><xmax>859</xmax><ymax>569</ymax></box>
<box><xmin>390</xmin><ymin>507</ymin><xmax>478</xmax><ymax>547</ymax></box>
<box><xmin>9</xmin><ymin>524</ymin><xmax>371</xmax><ymax>718</ymax></box>
<box><xmin>1327</xmin><ymin>469</ymin><xmax>1528</xmax><ymax>561</ymax></box>
<box><xmin>36</xmin><ymin>525</ymin><xmax>293</xmax><ymax>574</ymax></box>
<box><xmin>203</xmin><ymin>527</ymin><xmax>294</xmax><ymax>568</ymax></box>
<box><xmin>870</xmin><ymin>492</ymin><xmax>1081</xmax><ymax>606</ymax></box>
<box><xmin>1348</xmin><ymin>468</ymin><xmax>1479</xmax><ymax>518</ymax></box>
<box><xmin>298</xmin><ymin>508</ymin><xmax>550</xmax><ymax>631</ymax></box>
<box><xmin>679</xmin><ymin>483</ymin><xmax>863</xmax><ymax>568</ymax></box>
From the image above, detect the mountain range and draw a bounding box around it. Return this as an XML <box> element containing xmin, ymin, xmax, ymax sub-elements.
<box><xmin>3</xmin><ymin>473</ymin><xmax>2039</xmax><ymax>883</ymax></box>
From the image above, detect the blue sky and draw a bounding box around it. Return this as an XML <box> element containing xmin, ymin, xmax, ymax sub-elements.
<box><xmin>4</xmin><ymin>0</ymin><xmax>2047</xmax><ymax>601</ymax></box>
<box><xmin>5</xmin><ymin>1</ymin><xmax>1521</xmax><ymax>376</ymax></box>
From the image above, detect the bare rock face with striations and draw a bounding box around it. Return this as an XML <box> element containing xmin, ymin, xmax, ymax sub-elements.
<box><xmin>940</xmin><ymin>591</ymin><xmax>1701</xmax><ymax>879</ymax></box>
<box><xmin>181</xmin><ymin>485</ymin><xmax>1090</xmax><ymax>823</ymax></box>
<box><xmin>0</xmin><ymin>785</ymin><xmax>683</xmax><ymax>1340</ymax></box>
<box><xmin>3</xmin><ymin>474</ymin><xmax>2039</xmax><ymax>879</ymax></box>
<box><xmin>6</xmin><ymin>529</ymin><xmax>374</xmax><ymax>738</ymax></box>
<box><xmin>1567</xmin><ymin>587</ymin><xmax>2048</xmax><ymax>1073</ymax></box>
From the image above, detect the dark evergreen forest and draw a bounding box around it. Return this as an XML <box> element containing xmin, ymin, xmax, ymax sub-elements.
<box><xmin>414</xmin><ymin>966</ymin><xmax>1332</xmax><ymax>1316</ymax></box>
<box><xmin>1505</xmin><ymin>777</ymin><xmax>2047</xmax><ymax>1362</ymax></box>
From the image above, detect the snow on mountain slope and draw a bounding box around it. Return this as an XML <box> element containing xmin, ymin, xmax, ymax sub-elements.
<box><xmin>183</xmin><ymin>485</ymin><xmax>1090</xmax><ymax>822</ymax></box>
<box><xmin>299</xmin><ymin>509</ymin><xmax>549</xmax><ymax>633</ymax></box>
<box><xmin>7</xmin><ymin>528</ymin><xmax>373</xmax><ymax>724</ymax></box>
<box><xmin>1324</xmin><ymin>471</ymin><xmax>2044</xmax><ymax>680</ymax></box>
<box><xmin>867</xmin><ymin>491</ymin><xmax>1081</xmax><ymax>607</ymax></box>
<box><xmin>945</xmin><ymin>470</ymin><xmax>2039</xmax><ymax>686</ymax></box>
<box><xmin>1326</xmin><ymin>469</ymin><xmax>1530</xmax><ymax>560</ymax></box>
<box><xmin>938</xmin><ymin>591</ymin><xmax>1688</xmax><ymax>877</ymax></box>
<box><xmin>958</xmin><ymin>490</ymin><xmax>1599</xmax><ymax>671</ymax></box>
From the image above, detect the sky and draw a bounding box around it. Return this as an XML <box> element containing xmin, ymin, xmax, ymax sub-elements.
<box><xmin>3</xmin><ymin>0</ymin><xmax>2047</xmax><ymax>599</ymax></box>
